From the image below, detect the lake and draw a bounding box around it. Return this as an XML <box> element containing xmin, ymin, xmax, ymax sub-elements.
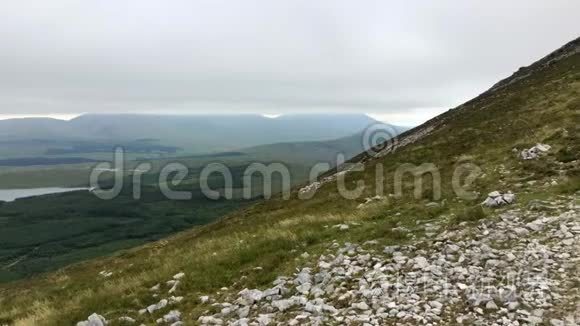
<box><xmin>0</xmin><ymin>187</ymin><xmax>89</xmax><ymax>202</ymax></box>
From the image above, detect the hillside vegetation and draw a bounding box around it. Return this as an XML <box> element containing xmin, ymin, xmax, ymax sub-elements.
<box><xmin>0</xmin><ymin>125</ymin><xmax>405</xmax><ymax>282</ymax></box>
<box><xmin>0</xmin><ymin>38</ymin><xmax>578</xmax><ymax>325</ymax></box>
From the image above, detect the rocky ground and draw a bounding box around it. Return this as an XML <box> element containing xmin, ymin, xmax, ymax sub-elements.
<box><xmin>195</xmin><ymin>196</ymin><xmax>579</xmax><ymax>326</ymax></box>
<box><xmin>76</xmin><ymin>194</ymin><xmax>579</xmax><ymax>326</ymax></box>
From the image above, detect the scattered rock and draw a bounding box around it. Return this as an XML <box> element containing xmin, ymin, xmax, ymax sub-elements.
<box><xmin>482</xmin><ymin>191</ymin><xmax>516</xmax><ymax>207</ymax></box>
<box><xmin>196</xmin><ymin>196</ymin><xmax>578</xmax><ymax>325</ymax></box>
<box><xmin>163</xmin><ymin>310</ymin><xmax>181</xmax><ymax>323</ymax></box>
<box><xmin>485</xmin><ymin>301</ymin><xmax>498</xmax><ymax>310</ymax></box>
<box><xmin>98</xmin><ymin>271</ymin><xmax>113</xmax><ymax>278</ymax></box>
<box><xmin>146</xmin><ymin>299</ymin><xmax>168</xmax><ymax>314</ymax></box>
<box><xmin>352</xmin><ymin>302</ymin><xmax>369</xmax><ymax>310</ymax></box>
<box><xmin>237</xmin><ymin>288</ymin><xmax>263</xmax><ymax>306</ymax></box>
<box><xmin>299</xmin><ymin>181</ymin><xmax>322</xmax><ymax>195</ymax></box>
<box><xmin>168</xmin><ymin>280</ymin><xmax>180</xmax><ymax>294</ymax></box>
<box><xmin>199</xmin><ymin>295</ymin><xmax>210</xmax><ymax>304</ymax></box>
<box><xmin>520</xmin><ymin>143</ymin><xmax>551</xmax><ymax>160</ymax></box>
<box><xmin>333</xmin><ymin>224</ymin><xmax>350</xmax><ymax>230</ymax></box>
<box><xmin>76</xmin><ymin>313</ymin><xmax>107</xmax><ymax>326</ymax></box>
<box><xmin>173</xmin><ymin>272</ymin><xmax>185</xmax><ymax>280</ymax></box>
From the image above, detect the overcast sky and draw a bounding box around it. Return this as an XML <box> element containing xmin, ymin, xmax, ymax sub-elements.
<box><xmin>0</xmin><ymin>1</ymin><xmax>578</xmax><ymax>125</ymax></box>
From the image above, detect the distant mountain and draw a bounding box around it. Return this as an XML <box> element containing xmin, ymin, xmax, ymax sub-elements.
<box><xmin>0</xmin><ymin>114</ymin><xmax>386</xmax><ymax>157</ymax></box>
<box><xmin>241</xmin><ymin>125</ymin><xmax>410</xmax><ymax>163</ymax></box>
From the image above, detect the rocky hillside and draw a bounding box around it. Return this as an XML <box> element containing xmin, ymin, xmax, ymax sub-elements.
<box><xmin>192</xmin><ymin>196</ymin><xmax>578</xmax><ymax>325</ymax></box>
<box><xmin>0</xmin><ymin>38</ymin><xmax>578</xmax><ymax>325</ymax></box>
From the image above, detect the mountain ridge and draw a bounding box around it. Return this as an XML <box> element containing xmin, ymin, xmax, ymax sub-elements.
<box><xmin>0</xmin><ymin>113</ymin><xmax>392</xmax><ymax>159</ymax></box>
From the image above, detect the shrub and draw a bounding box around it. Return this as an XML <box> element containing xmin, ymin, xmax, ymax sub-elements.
<box><xmin>556</xmin><ymin>177</ymin><xmax>580</xmax><ymax>194</ymax></box>
<box><xmin>556</xmin><ymin>147</ymin><xmax>578</xmax><ymax>163</ymax></box>
<box><xmin>453</xmin><ymin>205</ymin><xmax>487</xmax><ymax>223</ymax></box>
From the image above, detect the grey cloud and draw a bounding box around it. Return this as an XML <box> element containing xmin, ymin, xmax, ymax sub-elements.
<box><xmin>0</xmin><ymin>0</ymin><xmax>578</xmax><ymax>119</ymax></box>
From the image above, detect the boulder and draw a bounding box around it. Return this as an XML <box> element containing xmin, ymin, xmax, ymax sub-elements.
<box><xmin>482</xmin><ymin>191</ymin><xmax>515</xmax><ymax>207</ymax></box>
<box><xmin>413</xmin><ymin>256</ymin><xmax>429</xmax><ymax>270</ymax></box>
<box><xmin>237</xmin><ymin>288</ymin><xmax>263</xmax><ymax>306</ymax></box>
<box><xmin>76</xmin><ymin>313</ymin><xmax>107</xmax><ymax>326</ymax></box>
<box><xmin>520</xmin><ymin>143</ymin><xmax>551</xmax><ymax>160</ymax></box>
<box><xmin>163</xmin><ymin>310</ymin><xmax>181</xmax><ymax>323</ymax></box>
<box><xmin>146</xmin><ymin>299</ymin><xmax>168</xmax><ymax>313</ymax></box>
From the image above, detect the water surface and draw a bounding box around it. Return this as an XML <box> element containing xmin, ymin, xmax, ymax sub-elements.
<box><xmin>0</xmin><ymin>187</ymin><xmax>88</xmax><ymax>202</ymax></box>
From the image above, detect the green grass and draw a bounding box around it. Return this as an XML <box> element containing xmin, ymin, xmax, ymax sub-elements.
<box><xmin>452</xmin><ymin>205</ymin><xmax>488</xmax><ymax>224</ymax></box>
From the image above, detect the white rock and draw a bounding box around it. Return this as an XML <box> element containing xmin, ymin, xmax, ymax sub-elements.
<box><xmin>521</xmin><ymin>143</ymin><xmax>551</xmax><ymax>160</ymax></box>
<box><xmin>507</xmin><ymin>301</ymin><xmax>519</xmax><ymax>311</ymax></box>
<box><xmin>173</xmin><ymin>272</ymin><xmax>185</xmax><ymax>280</ymax></box>
<box><xmin>272</xmin><ymin>299</ymin><xmax>294</xmax><ymax>312</ymax></box>
<box><xmin>457</xmin><ymin>283</ymin><xmax>468</xmax><ymax>290</ymax></box>
<box><xmin>147</xmin><ymin>299</ymin><xmax>168</xmax><ymax>313</ymax></box>
<box><xmin>168</xmin><ymin>296</ymin><xmax>183</xmax><ymax>304</ymax></box>
<box><xmin>352</xmin><ymin>302</ymin><xmax>369</xmax><ymax>310</ymax></box>
<box><xmin>482</xmin><ymin>191</ymin><xmax>515</xmax><ymax>207</ymax></box>
<box><xmin>76</xmin><ymin>313</ymin><xmax>107</xmax><ymax>326</ymax></box>
<box><xmin>333</xmin><ymin>224</ymin><xmax>350</xmax><ymax>230</ymax></box>
<box><xmin>413</xmin><ymin>256</ymin><xmax>429</xmax><ymax>269</ymax></box>
<box><xmin>168</xmin><ymin>280</ymin><xmax>180</xmax><ymax>294</ymax></box>
<box><xmin>199</xmin><ymin>295</ymin><xmax>210</xmax><ymax>303</ymax></box>
<box><xmin>237</xmin><ymin>288</ymin><xmax>263</xmax><ymax>305</ymax></box>
<box><xmin>295</xmin><ymin>283</ymin><xmax>311</xmax><ymax>294</ymax></box>
<box><xmin>513</xmin><ymin>227</ymin><xmax>529</xmax><ymax>236</ymax></box>
<box><xmin>485</xmin><ymin>301</ymin><xmax>498</xmax><ymax>310</ymax></box>
<box><xmin>505</xmin><ymin>253</ymin><xmax>516</xmax><ymax>262</ymax></box>
<box><xmin>396</xmin><ymin>311</ymin><xmax>407</xmax><ymax>318</ymax></box>
<box><xmin>257</xmin><ymin>314</ymin><xmax>273</xmax><ymax>325</ymax></box>
<box><xmin>526</xmin><ymin>220</ymin><xmax>545</xmax><ymax>231</ymax></box>
<box><xmin>163</xmin><ymin>310</ymin><xmax>181</xmax><ymax>323</ymax></box>
<box><xmin>429</xmin><ymin>301</ymin><xmax>443</xmax><ymax>310</ymax></box>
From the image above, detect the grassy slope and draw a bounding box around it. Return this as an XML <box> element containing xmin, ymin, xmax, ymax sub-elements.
<box><xmin>0</xmin><ymin>39</ymin><xmax>578</xmax><ymax>325</ymax></box>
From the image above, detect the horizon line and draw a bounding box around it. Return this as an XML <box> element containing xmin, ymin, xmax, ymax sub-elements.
<box><xmin>0</xmin><ymin>112</ymin><xmax>426</xmax><ymax>127</ymax></box>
